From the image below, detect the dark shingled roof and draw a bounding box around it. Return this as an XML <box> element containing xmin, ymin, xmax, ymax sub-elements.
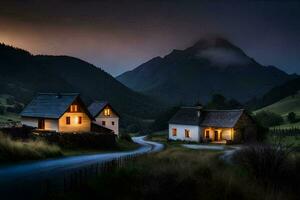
<box><xmin>169</xmin><ymin>107</ymin><xmax>202</xmax><ymax>125</ymax></box>
<box><xmin>88</xmin><ymin>101</ymin><xmax>120</xmax><ymax>118</ymax></box>
<box><xmin>200</xmin><ymin>110</ymin><xmax>244</xmax><ymax>128</ymax></box>
<box><xmin>20</xmin><ymin>93</ymin><xmax>80</xmax><ymax>119</ymax></box>
<box><xmin>169</xmin><ymin>107</ymin><xmax>244</xmax><ymax>128</ymax></box>
<box><xmin>88</xmin><ymin>101</ymin><xmax>108</xmax><ymax>118</ymax></box>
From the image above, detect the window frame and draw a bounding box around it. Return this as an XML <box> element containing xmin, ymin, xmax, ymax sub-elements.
<box><xmin>78</xmin><ymin>116</ymin><xmax>82</xmax><ymax>124</ymax></box>
<box><xmin>185</xmin><ymin>129</ymin><xmax>190</xmax><ymax>138</ymax></box>
<box><xmin>205</xmin><ymin>130</ymin><xmax>210</xmax><ymax>139</ymax></box>
<box><xmin>104</xmin><ymin>108</ymin><xmax>111</xmax><ymax>116</ymax></box>
<box><xmin>70</xmin><ymin>105</ymin><xmax>78</xmax><ymax>112</ymax></box>
<box><xmin>172</xmin><ymin>128</ymin><xmax>177</xmax><ymax>136</ymax></box>
<box><xmin>102</xmin><ymin>121</ymin><xmax>106</xmax><ymax>126</ymax></box>
<box><xmin>66</xmin><ymin>116</ymin><xmax>71</xmax><ymax>125</ymax></box>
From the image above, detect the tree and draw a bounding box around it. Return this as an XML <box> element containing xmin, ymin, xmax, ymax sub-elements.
<box><xmin>287</xmin><ymin>112</ymin><xmax>297</xmax><ymax>123</ymax></box>
<box><xmin>227</xmin><ymin>99</ymin><xmax>243</xmax><ymax>109</ymax></box>
<box><xmin>205</xmin><ymin>94</ymin><xmax>242</xmax><ymax>109</ymax></box>
<box><xmin>206</xmin><ymin>94</ymin><xmax>226</xmax><ymax>109</ymax></box>
<box><xmin>150</xmin><ymin>106</ymin><xmax>180</xmax><ymax>132</ymax></box>
<box><xmin>0</xmin><ymin>105</ymin><xmax>5</xmax><ymax>115</ymax></box>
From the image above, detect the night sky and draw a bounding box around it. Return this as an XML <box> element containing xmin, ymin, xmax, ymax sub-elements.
<box><xmin>0</xmin><ymin>0</ymin><xmax>299</xmax><ymax>76</ymax></box>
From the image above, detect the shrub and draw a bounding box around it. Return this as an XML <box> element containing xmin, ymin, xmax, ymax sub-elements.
<box><xmin>254</xmin><ymin>111</ymin><xmax>284</xmax><ymax>127</ymax></box>
<box><xmin>287</xmin><ymin>112</ymin><xmax>297</xmax><ymax>123</ymax></box>
<box><xmin>233</xmin><ymin>141</ymin><xmax>296</xmax><ymax>188</ymax></box>
<box><xmin>0</xmin><ymin>105</ymin><xmax>5</xmax><ymax>114</ymax></box>
<box><xmin>0</xmin><ymin>133</ymin><xmax>62</xmax><ymax>162</ymax></box>
<box><xmin>0</xmin><ymin>125</ymin><xmax>35</xmax><ymax>139</ymax></box>
<box><xmin>37</xmin><ymin>132</ymin><xmax>117</xmax><ymax>150</ymax></box>
<box><xmin>255</xmin><ymin>122</ymin><xmax>269</xmax><ymax>142</ymax></box>
<box><xmin>119</xmin><ymin>133</ymin><xmax>132</xmax><ymax>142</ymax></box>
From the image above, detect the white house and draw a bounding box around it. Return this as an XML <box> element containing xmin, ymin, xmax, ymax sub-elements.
<box><xmin>20</xmin><ymin>93</ymin><xmax>93</xmax><ymax>133</ymax></box>
<box><xmin>169</xmin><ymin>106</ymin><xmax>257</xmax><ymax>143</ymax></box>
<box><xmin>88</xmin><ymin>101</ymin><xmax>120</xmax><ymax>135</ymax></box>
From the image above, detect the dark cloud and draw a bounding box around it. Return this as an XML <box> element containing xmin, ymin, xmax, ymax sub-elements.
<box><xmin>0</xmin><ymin>0</ymin><xmax>299</xmax><ymax>75</ymax></box>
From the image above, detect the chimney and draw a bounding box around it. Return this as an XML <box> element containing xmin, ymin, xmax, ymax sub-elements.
<box><xmin>56</xmin><ymin>93</ymin><xmax>62</xmax><ymax>98</ymax></box>
<box><xmin>196</xmin><ymin>106</ymin><xmax>202</xmax><ymax>117</ymax></box>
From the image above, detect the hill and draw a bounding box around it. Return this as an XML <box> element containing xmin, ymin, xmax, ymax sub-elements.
<box><xmin>0</xmin><ymin>43</ymin><xmax>163</xmax><ymax>121</ymax></box>
<box><xmin>117</xmin><ymin>37</ymin><xmax>296</xmax><ymax>104</ymax></box>
<box><xmin>246</xmin><ymin>77</ymin><xmax>300</xmax><ymax>111</ymax></box>
<box><xmin>254</xmin><ymin>92</ymin><xmax>300</xmax><ymax>117</ymax></box>
<box><xmin>254</xmin><ymin>92</ymin><xmax>300</xmax><ymax>129</ymax></box>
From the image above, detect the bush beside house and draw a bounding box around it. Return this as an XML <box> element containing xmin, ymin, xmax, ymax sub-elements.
<box><xmin>37</xmin><ymin>132</ymin><xmax>117</xmax><ymax>150</ymax></box>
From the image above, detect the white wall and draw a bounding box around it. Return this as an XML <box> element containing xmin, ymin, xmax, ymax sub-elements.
<box><xmin>45</xmin><ymin>119</ymin><xmax>59</xmax><ymax>132</ymax></box>
<box><xmin>169</xmin><ymin>124</ymin><xmax>201</xmax><ymax>142</ymax></box>
<box><xmin>94</xmin><ymin>108</ymin><xmax>119</xmax><ymax>135</ymax></box>
<box><xmin>21</xmin><ymin>117</ymin><xmax>59</xmax><ymax>132</ymax></box>
<box><xmin>21</xmin><ymin>117</ymin><xmax>38</xmax><ymax>128</ymax></box>
<box><xmin>94</xmin><ymin>117</ymin><xmax>119</xmax><ymax>135</ymax></box>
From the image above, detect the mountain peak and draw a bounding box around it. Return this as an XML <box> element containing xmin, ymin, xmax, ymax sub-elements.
<box><xmin>188</xmin><ymin>37</ymin><xmax>238</xmax><ymax>52</ymax></box>
<box><xmin>182</xmin><ymin>37</ymin><xmax>251</xmax><ymax>67</ymax></box>
<box><xmin>117</xmin><ymin>36</ymin><xmax>293</xmax><ymax>104</ymax></box>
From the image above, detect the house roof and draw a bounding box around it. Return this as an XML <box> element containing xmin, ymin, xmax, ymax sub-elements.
<box><xmin>169</xmin><ymin>107</ymin><xmax>244</xmax><ymax>128</ymax></box>
<box><xmin>169</xmin><ymin>107</ymin><xmax>202</xmax><ymax>126</ymax></box>
<box><xmin>20</xmin><ymin>93</ymin><xmax>81</xmax><ymax>119</ymax></box>
<box><xmin>200</xmin><ymin>109</ymin><xmax>244</xmax><ymax>128</ymax></box>
<box><xmin>88</xmin><ymin>101</ymin><xmax>120</xmax><ymax>118</ymax></box>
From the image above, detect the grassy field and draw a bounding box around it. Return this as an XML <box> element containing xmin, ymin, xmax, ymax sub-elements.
<box><xmin>254</xmin><ymin>93</ymin><xmax>300</xmax><ymax>128</ymax></box>
<box><xmin>0</xmin><ymin>133</ymin><xmax>62</xmax><ymax>163</ymax></box>
<box><xmin>0</xmin><ymin>94</ymin><xmax>22</xmax><ymax>124</ymax></box>
<box><xmin>0</xmin><ymin>132</ymin><xmax>140</xmax><ymax>163</ymax></box>
<box><xmin>254</xmin><ymin>93</ymin><xmax>300</xmax><ymax>117</ymax></box>
<box><xmin>52</xmin><ymin>132</ymin><xmax>299</xmax><ymax>200</ymax></box>
<box><xmin>0</xmin><ymin>112</ymin><xmax>20</xmax><ymax>123</ymax></box>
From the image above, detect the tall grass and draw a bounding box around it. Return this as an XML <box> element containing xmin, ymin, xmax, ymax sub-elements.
<box><xmin>233</xmin><ymin>141</ymin><xmax>299</xmax><ymax>194</ymax></box>
<box><xmin>0</xmin><ymin>133</ymin><xmax>62</xmax><ymax>162</ymax></box>
<box><xmin>53</xmin><ymin>147</ymin><xmax>290</xmax><ymax>200</ymax></box>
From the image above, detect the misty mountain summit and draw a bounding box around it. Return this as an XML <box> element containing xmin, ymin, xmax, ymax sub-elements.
<box><xmin>117</xmin><ymin>37</ymin><xmax>294</xmax><ymax>104</ymax></box>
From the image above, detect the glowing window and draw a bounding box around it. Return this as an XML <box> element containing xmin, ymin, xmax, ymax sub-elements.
<box><xmin>185</xmin><ymin>129</ymin><xmax>190</xmax><ymax>138</ymax></box>
<box><xmin>172</xmin><ymin>128</ymin><xmax>177</xmax><ymax>136</ymax></box>
<box><xmin>104</xmin><ymin>108</ymin><xmax>111</xmax><ymax>116</ymax></box>
<box><xmin>70</xmin><ymin>105</ymin><xmax>78</xmax><ymax>112</ymax></box>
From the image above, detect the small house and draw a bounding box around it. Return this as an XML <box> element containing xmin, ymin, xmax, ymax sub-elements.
<box><xmin>169</xmin><ymin>106</ymin><xmax>257</xmax><ymax>143</ymax></box>
<box><xmin>88</xmin><ymin>101</ymin><xmax>120</xmax><ymax>135</ymax></box>
<box><xmin>20</xmin><ymin>93</ymin><xmax>93</xmax><ymax>132</ymax></box>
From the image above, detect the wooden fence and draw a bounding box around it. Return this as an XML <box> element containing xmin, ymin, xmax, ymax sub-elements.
<box><xmin>38</xmin><ymin>153</ymin><xmax>140</xmax><ymax>198</ymax></box>
<box><xmin>269</xmin><ymin>128</ymin><xmax>300</xmax><ymax>136</ymax></box>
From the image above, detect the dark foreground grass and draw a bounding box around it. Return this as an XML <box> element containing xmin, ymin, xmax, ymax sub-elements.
<box><xmin>0</xmin><ymin>133</ymin><xmax>62</xmax><ymax>162</ymax></box>
<box><xmin>50</xmin><ymin>145</ymin><xmax>295</xmax><ymax>200</ymax></box>
<box><xmin>233</xmin><ymin>142</ymin><xmax>300</xmax><ymax>195</ymax></box>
